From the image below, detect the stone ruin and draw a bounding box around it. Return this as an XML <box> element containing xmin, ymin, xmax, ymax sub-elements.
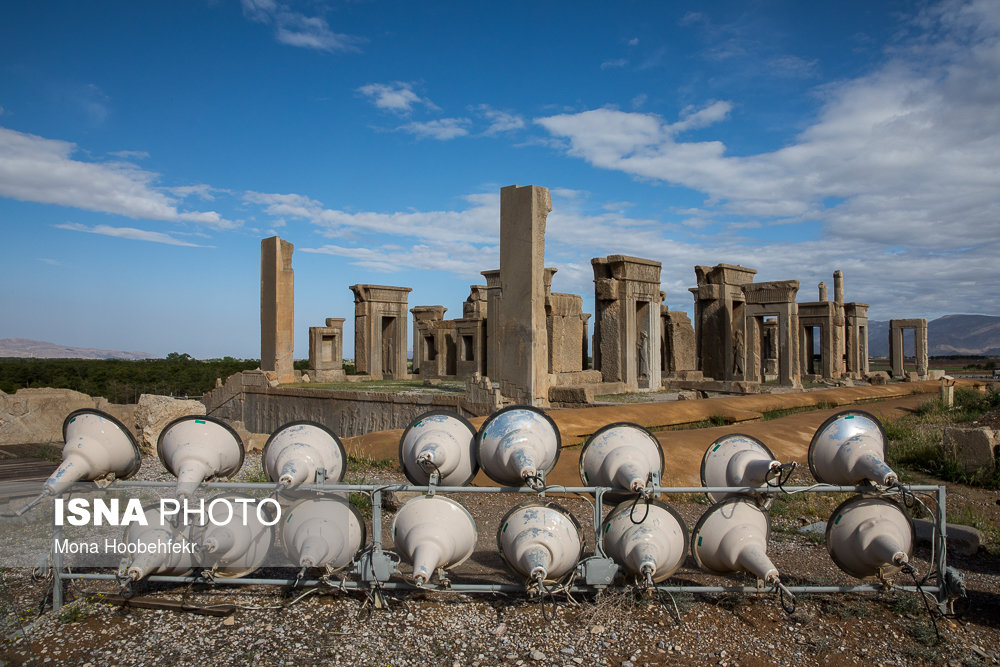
<box><xmin>258</xmin><ymin>182</ymin><xmax>935</xmax><ymax>403</ymax></box>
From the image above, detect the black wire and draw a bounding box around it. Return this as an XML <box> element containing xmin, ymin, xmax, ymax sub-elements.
<box><xmin>894</xmin><ymin>482</ymin><xmax>917</xmax><ymax>510</ymax></box>
<box><xmin>778</xmin><ymin>585</ymin><xmax>796</xmax><ymax>615</ymax></box>
<box><xmin>766</xmin><ymin>462</ymin><xmax>797</xmax><ymax>492</ymax></box>
<box><xmin>535</xmin><ymin>576</ymin><xmax>556</xmax><ymax>623</ymax></box>
<box><xmin>629</xmin><ymin>492</ymin><xmax>651</xmax><ymax>524</ymax></box>
<box><xmin>421</xmin><ymin>458</ymin><xmax>443</xmax><ymax>484</ymax></box>
<box><xmin>902</xmin><ymin>563</ymin><xmax>942</xmax><ymax>644</ymax></box>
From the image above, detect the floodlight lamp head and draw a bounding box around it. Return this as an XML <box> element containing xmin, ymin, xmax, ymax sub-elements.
<box><xmin>476</xmin><ymin>406</ymin><xmax>561</xmax><ymax>488</ymax></box>
<box><xmin>43</xmin><ymin>409</ymin><xmax>142</xmax><ymax>496</ymax></box>
<box><xmin>579</xmin><ymin>422</ymin><xmax>663</xmax><ymax>496</ymax></box>
<box><xmin>603</xmin><ymin>499</ymin><xmax>688</xmax><ymax>583</ymax></box>
<box><xmin>280</xmin><ymin>497</ymin><xmax>365</xmax><ymax>570</ymax></box>
<box><xmin>497</xmin><ymin>501</ymin><xmax>583</xmax><ymax>583</ymax></box>
<box><xmin>691</xmin><ymin>497</ymin><xmax>779</xmax><ymax>584</ymax></box>
<box><xmin>808</xmin><ymin>410</ymin><xmax>897</xmax><ymax>487</ymax></box>
<box><xmin>263</xmin><ymin>420</ymin><xmax>346</xmax><ymax>490</ymax></box>
<box><xmin>392</xmin><ymin>495</ymin><xmax>478</xmax><ymax>585</ymax></box>
<box><xmin>399</xmin><ymin>411</ymin><xmax>478</xmax><ymax>487</ymax></box>
<box><xmin>826</xmin><ymin>496</ymin><xmax>915</xmax><ymax>579</ymax></box>
<box><xmin>157</xmin><ymin>415</ymin><xmax>245</xmax><ymax>499</ymax></box>
<box><xmin>191</xmin><ymin>493</ymin><xmax>275</xmax><ymax>578</ymax></box>
<box><xmin>124</xmin><ymin>504</ymin><xmax>194</xmax><ymax>581</ymax></box>
<box><xmin>700</xmin><ymin>434</ymin><xmax>781</xmax><ymax>503</ymax></box>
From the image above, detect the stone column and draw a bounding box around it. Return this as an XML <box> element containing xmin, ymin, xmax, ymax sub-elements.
<box><xmin>889</xmin><ymin>321</ymin><xmax>905</xmax><ymax>378</ymax></box>
<box><xmin>482</xmin><ymin>269</ymin><xmax>501</xmax><ymax>380</ymax></box>
<box><xmin>496</xmin><ymin>185</ymin><xmax>551</xmax><ymax>406</ymax></box>
<box><xmin>260</xmin><ymin>236</ymin><xmax>294</xmax><ymax>384</ymax></box>
<box><xmin>831</xmin><ymin>270</ymin><xmax>846</xmax><ymax>378</ymax></box>
<box><xmin>818</xmin><ymin>282</ymin><xmax>828</xmax><ymax>301</ymax></box>
<box><xmin>915</xmin><ymin>320</ymin><xmax>929</xmax><ymax>378</ymax></box>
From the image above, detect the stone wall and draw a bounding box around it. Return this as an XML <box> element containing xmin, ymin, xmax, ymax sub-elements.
<box><xmin>206</xmin><ymin>378</ymin><xmax>478</xmax><ymax>437</ymax></box>
<box><xmin>0</xmin><ymin>388</ymin><xmax>135</xmax><ymax>446</ymax></box>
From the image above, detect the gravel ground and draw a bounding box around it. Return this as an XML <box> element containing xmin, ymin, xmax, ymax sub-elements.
<box><xmin>2</xmin><ymin>453</ymin><xmax>999</xmax><ymax>666</ymax></box>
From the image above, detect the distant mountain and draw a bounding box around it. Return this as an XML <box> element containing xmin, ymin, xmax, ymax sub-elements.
<box><xmin>867</xmin><ymin>315</ymin><xmax>1000</xmax><ymax>357</ymax></box>
<box><xmin>0</xmin><ymin>338</ymin><xmax>159</xmax><ymax>360</ymax></box>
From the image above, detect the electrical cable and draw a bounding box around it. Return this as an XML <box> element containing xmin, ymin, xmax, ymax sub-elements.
<box><xmin>629</xmin><ymin>492</ymin><xmax>651</xmax><ymax>524</ymax></box>
<box><xmin>902</xmin><ymin>562</ymin><xmax>942</xmax><ymax>644</ymax></box>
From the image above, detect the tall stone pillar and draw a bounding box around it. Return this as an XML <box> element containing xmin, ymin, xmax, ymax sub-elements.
<box><xmin>260</xmin><ymin>236</ymin><xmax>294</xmax><ymax>384</ymax></box>
<box><xmin>915</xmin><ymin>320</ymin><xmax>929</xmax><ymax>377</ymax></box>
<box><xmin>890</xmin><ymin>323</ymin><xmax>906</xmax><ymax>378</ymax></box>
<box><xmin>818</xmin><ymin>282</ymin><xmax>828</xmax><ymax>301</ymax></box>
<box><xmin>831</xmin><ymin>270</ymin><xmax>846</xmax><ymax>377</ymax></box>
<box><xmin>496</xmin><ymin>185</ymin><xmax>551</xmax><ymax>406</ymax></box>
<box><xmin>481</xmin><ymin>269</ymin><xmax>501</xmax><ymax>380</ymax></box>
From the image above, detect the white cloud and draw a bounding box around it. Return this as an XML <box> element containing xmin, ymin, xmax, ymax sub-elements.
<box><xmin>534</xmin><ymin>0</ymin><xmax>1000</xmax><ymax>254</ymax></box>
<box><xmin>628</xmin><ymin>38</ymin><xmax>639</xmax><ymax>46</ymax></box>
<box><xmin>38</xmin><ymin>257</ymin><xmax>60</xmax><ymax>265</ymax></box>
<box><xmin>473</xmin><ymin>105</ymin><xmax>525</xmax><ymax>135</ymax></box>
<box><xmin>244</xmin><ymin>190</ymin><xmax>498</xmax><ymax>244</ymax></box>
<box><xmin>399</xmin><ymin>118</ymin><xmax>471</xmax><ymax>140</ymax></box>
<box><xmin>108</xmin><ymin>150</ymin><xmax>149</xmax><ymax>160</ymax></box>
<box><xmin>600</xmin><ymin>58</ymin><xmax>627</xmax><ymax>70</ymax></box>
<box><xmin>241</xmin><ymin>0</ymin><xmax>362</xmax><ymax>52</ymax></box>
<box><xmin>56</xmin><ymin>223</ymin><xmax>211</xmax><ymax>247</ymax></box>
<box><xmin>302</xmin><ymin>242</ymin><xmax>496</xmax><ymax>277</ymax></box>
<box><xmin>0</xmin><ymin>126</ymin><xmax>236</xmax><ymax>228</ymax></box>
<box><xmin>669</xmin><ymin>100</ymin><xmax>734</xmax><ymax>132</ymax></box>
<box><xmin>357</xmin><ymin>82</ymin><xmax>437</xmax><ymax>114</ymax></box>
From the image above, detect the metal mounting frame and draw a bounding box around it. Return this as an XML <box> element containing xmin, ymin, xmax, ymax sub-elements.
<box><xmin>45</xmin><ymin>480</ymin><xmax>953</xmax><ymax>614</ymax></box>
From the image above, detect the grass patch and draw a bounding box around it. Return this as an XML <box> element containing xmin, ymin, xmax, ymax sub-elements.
<box><xmin>769</xmin><ymin>491</ymin><xmax>849</xmax><ymax>524</ymax></box>
<box><xmin>662</xmin><ymin>415</ymin><xmax>730</xmax><ymax>430</ymax></box>
<box><xmin>760</xmin><ymin>401</ymin><xmax>836</xmax><ymax>421</ymax></box>
<box><xmin>347</xmin><ymin>455</ymin><xmax>396</xmax><ymax>470</ymax></box>
<box><xmin>884</xmin><ymin>387</ymin><xmax>1000</xmax><ymax>489</ymax></box>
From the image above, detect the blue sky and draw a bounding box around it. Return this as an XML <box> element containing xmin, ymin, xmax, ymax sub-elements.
<box><xmin>1</xmin><ymin>0</ymin><xmax>998</xmax><ymax>359</ymax></box>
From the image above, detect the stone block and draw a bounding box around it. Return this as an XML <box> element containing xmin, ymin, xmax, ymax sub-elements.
<box><xmin>0</xmin><ymin>388</ymin><xmax>108</xmax><ymax>446</ymax></box>
<box><xmin>134</xmin><ymin>394</ymin><xmax>206</xmax><ymax>455</ymax></box>
<box><xmin>867</xmin><ymin>371</ymin><xmax>890</xmax><ymax>385</ymax></box>
<box><xmin>927</xmin><ymin>369</ymin><xmax>945</xmax><ymax>380</ymax></box>
<box><xmin>548</xmin><ymin>385</ymin><xmax>594</xmax><ymax>404</ymax></box>
<box><xmin>913</xmin><ymin>519</ymin><xmax>983</xmax><ymax>556</ymax></box>
<box><xmin>942</xmin><ymin>427</ymin><xmax>998</xmax><ymax>475</ymax></box>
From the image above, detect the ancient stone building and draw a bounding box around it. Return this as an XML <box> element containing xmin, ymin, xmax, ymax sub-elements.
<box><xmin>308</xmin><ymin>318</ymin><xmax>346</xmax><ymax>382</ymax></box>
<box><xmin>742</xmin><ymin>281</ymin><xmax>801</xmax><ymax>387</ymax></box>
<box><xmin>411</xmin><ymin>287</ymin><xmax>489</xmax><ymax>381</ymax></box>
<box><xmin>592</xmin><ymin>255</ymin><xmax>663</xmax><ymax>391</ymax></box>
<box><xmin>260</xmin><ymin>236</ymin><xmax>295</xmax><ymax>384</ymax></box>
<box><xmin>689</xmin><ymin>264</ymin><xmax>756</xmax><ymax>382</ymax></box>
<box><xmin>889</xmin><ymin>318</ymin><xmax>929</xmax><ymax>379</ymax></box>
<box><xmin>688</xmin><ymin>264</ymin><xmax>873</xmax><ymax>387</ymax></box>
<box><xmin>349</xmin><ymin>284</ymin><xmax>411</xmax><ymax>380</ymax></box>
